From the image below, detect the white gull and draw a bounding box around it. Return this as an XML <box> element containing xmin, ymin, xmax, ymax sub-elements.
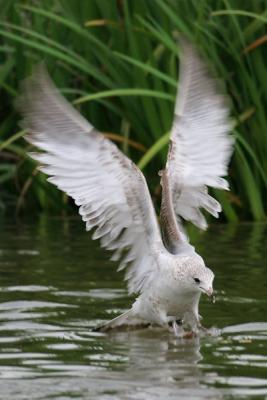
<box><xmin>17</xmin><ymin>38</ymin><xmax>233</xmax><ymax>335</ymax></box>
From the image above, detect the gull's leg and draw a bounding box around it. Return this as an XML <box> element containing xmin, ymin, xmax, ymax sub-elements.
<box><xmin>182</xmin><ymin>311</ymin><xmax>200</xmax><ymax>337</ymax></box>
<box><xmin>171</xmin><ymin>320</ymin><xmax>185</xmax><ymax>337</ymax></box>
<box><xmin>183</xmin><ymin>312</ymin><xmax>220</xmax><ymax>337</ymax></box>
<box><xmin>166</xmin><ymin>316</ymin><xmax>185</xmax><ymax>336</ymax></box>
<box><xmin>197</xmin><ymin>314</ymin><xmax>208</xmax><ymax>332</ymax></box>
<box><xmin>197</xmin><ymin>321</ymin><xmax>208</xmax><ymax>333</ymax></box>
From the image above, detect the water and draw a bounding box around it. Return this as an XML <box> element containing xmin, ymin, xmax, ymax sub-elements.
<box><xmin>0</xmin><ymin>216</ymin><xmax>266</xmax><ymax>399</ymax></box>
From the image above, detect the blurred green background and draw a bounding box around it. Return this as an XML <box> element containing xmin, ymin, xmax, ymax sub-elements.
<box><xmin>0</xmin><ymin>0</ymin><xmax>266</xmax><ymax>223</ymax></box>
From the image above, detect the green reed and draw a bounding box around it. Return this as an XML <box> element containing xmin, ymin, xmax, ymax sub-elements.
<box><xmin>0</xmin><ymin>0</ymin><xmax>266</xmax><ymax>222</ymax></box>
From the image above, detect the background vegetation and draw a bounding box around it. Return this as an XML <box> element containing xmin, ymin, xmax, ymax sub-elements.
<box><xmin>0</xmin><ymin>0</ymin><xmax>266</xmax><ymax>223</ymax></box>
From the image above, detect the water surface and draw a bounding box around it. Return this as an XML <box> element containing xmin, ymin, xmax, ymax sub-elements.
<box><xmin>0</xmin><ymin>217</ymin><xmax>266</xmax><ymax>399</ymax></box>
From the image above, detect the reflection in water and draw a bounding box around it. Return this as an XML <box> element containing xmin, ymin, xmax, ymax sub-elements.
<box><xmin>0</xmin><ymin>216</ymin><xmax>266</xmax><ymax>399</ymax></box>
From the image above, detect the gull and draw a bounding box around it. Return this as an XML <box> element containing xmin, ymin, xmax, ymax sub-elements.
<box><xmin>17</xmin><ymin>39</ymin><xmax>233</xmax><ymax>335</ymax></box>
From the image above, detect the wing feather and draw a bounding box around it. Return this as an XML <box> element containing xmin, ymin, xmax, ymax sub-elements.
<box><xmin>17</xmin><ymin>65</ymin><xmax>164</xmax><ymax>294</ymax></box>
<box><xmin>165</xmin><ymin>38</ymin><xmax>233</xmax><ymax>232</ymax></box>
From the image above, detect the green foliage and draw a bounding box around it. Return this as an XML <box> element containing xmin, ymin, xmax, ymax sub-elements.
<box><xmin>0</xmin><ymin>0</ymin><xmax>266</xmax><ymax>221</ymax></box>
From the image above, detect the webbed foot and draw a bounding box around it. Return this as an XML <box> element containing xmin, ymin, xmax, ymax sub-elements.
<box><xmin>183</xmin><ymin>330</ymin><xmax>197</xmax><ymax>339</ymax></box>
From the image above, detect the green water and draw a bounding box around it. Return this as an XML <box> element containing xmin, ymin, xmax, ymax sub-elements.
<box><xmin>0</xmin><ymin>217</ymin><xmax>266</xmax><ymax>399</ymax></box>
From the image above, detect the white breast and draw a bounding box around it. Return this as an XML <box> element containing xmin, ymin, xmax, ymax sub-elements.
<box><xmin>133</xmin><ymin>260</ymin><xmax>200</xmax><ymax>324</ymax></box>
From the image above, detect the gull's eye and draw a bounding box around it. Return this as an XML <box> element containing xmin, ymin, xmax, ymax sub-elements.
<box><xmin>194</xmin><ymin>278</ymin><xmax>200</xmax><ymax>284</ymax></box>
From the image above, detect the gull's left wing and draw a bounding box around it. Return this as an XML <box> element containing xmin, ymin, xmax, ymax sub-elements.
<box><xmin>160</xmin><ymin>38</ymin><xmax>233</xmax><ymax>254</ymax></box>
<box><xmin>17</xmin><ymin>65</ymin><xmax>166</xmax><ymax>295</ymax></box>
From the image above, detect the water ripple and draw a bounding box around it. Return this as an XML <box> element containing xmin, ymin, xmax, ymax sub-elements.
<box><xmin>0</xmin><ymin>219</ymin><xmax>266</xmax><ymax>399</ymax></box>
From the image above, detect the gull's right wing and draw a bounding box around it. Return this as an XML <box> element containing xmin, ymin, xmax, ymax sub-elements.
<box><xmin>17</xmin><ymin>65</ymin><xmax>166</xmax><ymax>295</ymax></box>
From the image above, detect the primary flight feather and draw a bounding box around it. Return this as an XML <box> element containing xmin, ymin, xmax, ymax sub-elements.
<box><xmin>17</xmin><ymin>39</ymin><xmax>233</xmax><ymax>335</ymax></box>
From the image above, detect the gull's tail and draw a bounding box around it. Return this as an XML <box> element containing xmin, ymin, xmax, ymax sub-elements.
<box><xmin>93</xmin><ymin>309</ymin><xmax>149</xmax><ymax>332</ymax></box>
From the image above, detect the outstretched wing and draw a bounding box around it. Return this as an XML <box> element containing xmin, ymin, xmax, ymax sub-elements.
<box><xmin>162</xmin><ymin>38</ymin><xmax>233</xmax><ymax>237</ymax></box>
<box><xmin>17</xmin><ymin>65</ymin><xmax>165</xmax><ymax>294</ymax></box>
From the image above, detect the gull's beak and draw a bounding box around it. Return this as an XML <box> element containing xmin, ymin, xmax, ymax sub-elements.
<box><xmin>200</xmin><ymin>287</ymin><xmax>213</xmax><ymax>297</ymax></box>
<box><xmin>206</xmin><ymin>287</ymin><xmax>213</xmax><ymax>297</ymax></box>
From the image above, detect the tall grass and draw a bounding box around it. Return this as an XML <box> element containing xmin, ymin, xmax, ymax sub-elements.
<box><xmin>0</xmin><ymin>0</ymin><xmax>266</xmax><ymax>222</ymax></box>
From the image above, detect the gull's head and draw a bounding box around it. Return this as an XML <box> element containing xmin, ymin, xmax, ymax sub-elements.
<box><xmin>178</xmin><ymin>256</ymin><xmax>214</xmax><ymax>297</ymax></box>
<box><xmin>191</xmin><ymin>265</ymin><xmax>214</xmax><ymax>297</ymax></box>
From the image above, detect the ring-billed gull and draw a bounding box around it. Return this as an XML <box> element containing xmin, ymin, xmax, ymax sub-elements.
<box><xmin>17</xmin><ymin>38</ymin><xmax>233</xmax><ymax>335</ymax></box>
